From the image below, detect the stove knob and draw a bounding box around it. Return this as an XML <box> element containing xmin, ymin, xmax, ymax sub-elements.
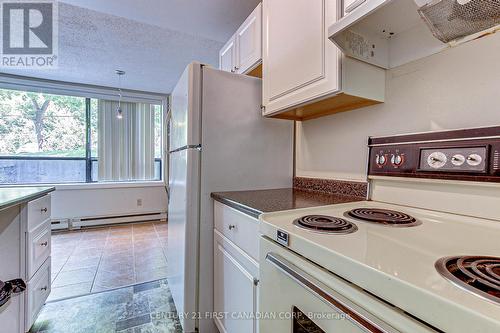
<box><xmin>451</xmin><ymin>154</ymin><xmax>465</xmax><ymax>166</ymax></box>
<box><xmin>376</xmin><ymin>154</ymin><xmax>386</xmax><ymax>166</ymax></box>
<box><xmin>391</xmin><ymin>154</ymin><xmax>403</xmax><ymax>166</ymax></box>
<box><xmin>427</xmin><ymin>152</ymin><xmax>447</xmax><ymax>169</ymax></box>
<box><xmin>466</xmin><ymin>154</ymin><xmax>482</xmax><ymax>166</ymax></box>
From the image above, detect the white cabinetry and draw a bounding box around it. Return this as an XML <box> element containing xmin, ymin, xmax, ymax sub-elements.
<box><xmin>0</xmin><ymin>193</ymin><xmax>52</xmax><ymax>333</ymax></box>
<box><xmin>219</xmin><ymin>3</ymin><xmax>262</xmax><ymax>75</ymax></box>
<box><xmin>0</xmin><ymin>206</ymin><xmax>24</xmax><ymax>333</ymax></box>
<box><xmin>213</xmin><ymin>201</ymin><xmax>259</xmax><ymax>333</ymax></box>
<box><xmin>219</xmin><ymin>39</ymin><xmax>236</xmax><ymax>73</ymax></box>
<box><xmin>23</xmin><ymin>195</ymin><xmax>52</xmax><ymax>330</ymax></box>
<box><xmin>262</xmin><ymin>0</ymin><xmax>385</xmax><ymax>121</ymax></box>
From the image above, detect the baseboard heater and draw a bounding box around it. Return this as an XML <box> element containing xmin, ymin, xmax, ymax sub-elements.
<box><xmin>51</xmin><ymin>211</ymin><xmax>167</xmax><ymax>230</ymax></box>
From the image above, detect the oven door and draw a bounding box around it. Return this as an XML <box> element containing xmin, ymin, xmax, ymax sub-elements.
<box><xmin>259</xmin><ymin>236</ymin><xmax>401</xmax><ymax>333</ymax></box>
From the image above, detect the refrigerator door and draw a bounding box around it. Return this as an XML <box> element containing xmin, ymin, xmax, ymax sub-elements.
<box><xmin>167</xmin><ymin>148</ymin><xmax>200</xmax><ymax>333</ymax></box>
<box><xmin>170</xmin><ymin>62</ymin><xmax>202</xmax><ymax>152</ymax></box>
<box><xmin>197</xmin><ymin>67</ymin><xmax>294</xmax><ymax>333</ymax></box>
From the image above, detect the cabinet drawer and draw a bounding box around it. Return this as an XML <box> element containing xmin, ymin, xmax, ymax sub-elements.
<box><xmin>25</xmin><ymin>258</ymin><xmax>51</xmax><ymax>330</ymax></box>
<box><xmin>27</xmin><ymin>219</ymin><xmax>51</xmax><ymax>279</ymax></box>
<box><xmin>27</xmin><ymin>195</ymin><xmax>51</xmax><ymax>232</ymax></box>
<box><xmin>214</xmin><ymin>201</ymin><xmax>259</xmax><ymax>261</ymax></box>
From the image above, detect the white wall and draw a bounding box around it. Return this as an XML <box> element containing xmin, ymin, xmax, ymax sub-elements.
<box><xmin>51</xmin><ymin>182</ymin><xmax>167</xmax><ymax>220</ymax></box>
<box><xmin>296</xmin><ymin>33</ymin><xmax>500</xmax><ymax>181</ymax></box>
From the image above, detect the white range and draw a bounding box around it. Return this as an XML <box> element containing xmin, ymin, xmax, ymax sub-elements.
<box><xmin>258</xmin><ymin>127</ymin><xmax>500</xmax><ymax>333</ymax></box>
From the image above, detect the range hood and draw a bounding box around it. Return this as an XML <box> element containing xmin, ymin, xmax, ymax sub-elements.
<box><xmin>329</xmin><ymin>0</ymin><xmax>500</xmax><ymax>69</ymax></box>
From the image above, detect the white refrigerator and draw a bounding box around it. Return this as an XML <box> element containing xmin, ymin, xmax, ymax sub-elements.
<box><xmin>167</xmin><ymin>62</ymin><xmax>293</xmax><ymax>333</ymax></box>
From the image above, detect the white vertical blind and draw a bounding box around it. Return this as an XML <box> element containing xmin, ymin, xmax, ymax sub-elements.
<box><xmin>98</xmin><ymin>100</ymin><xmax>155</xmax><ymax>181</ymax></box>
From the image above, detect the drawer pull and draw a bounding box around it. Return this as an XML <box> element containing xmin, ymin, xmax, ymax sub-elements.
<box><xmin>40</xmin><ymin>286</ymin><xmax>48</xmax><ymax>291</ymax></box>
<box><xmin>40</xmin><ymin>241</ymin><xmax>48</xmax><ymax>247</ymax></box>
<box><xmin>41</xmin><ymin>208</ymin><xmax>48</xmax><ymax>213</ymax></box>
<box><xmin>228</xmin><ymin>225</ymin><xmax>236</xmax><ymax>230</ymax></box>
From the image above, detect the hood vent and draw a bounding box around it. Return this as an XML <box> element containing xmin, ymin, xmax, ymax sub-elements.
<box><xmin>418</xmin><ymin>0</ymin><xmax>500</xmax><ymax>43</ymax></box>
<box><xmin>329</xmin><ymin>0</ymin><xmax>500</xmax><ymax>69</ymax></box>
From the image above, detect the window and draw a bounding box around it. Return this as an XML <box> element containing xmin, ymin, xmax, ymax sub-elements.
<box><xmin>0</xmin><ymin>87</ymin><xmax>164</xmax><ymax>185</ymax></box>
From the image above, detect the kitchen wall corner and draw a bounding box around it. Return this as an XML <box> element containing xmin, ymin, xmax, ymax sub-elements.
<box><xmin>295</xmin><ymin>32</ymin><xmax>500</xmax><ymax>181</ymax></box>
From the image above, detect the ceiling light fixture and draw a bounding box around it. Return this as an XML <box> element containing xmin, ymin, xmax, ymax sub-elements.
<box><xmin>115</xmin><ymin>69</ymin><xmax>126</xmax><ymax>119</ymax></box>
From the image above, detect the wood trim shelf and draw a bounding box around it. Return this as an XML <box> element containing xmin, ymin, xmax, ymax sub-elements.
<box><xmin>246</xmin><ymin>63</ymin><xmax>262</xmax><ymax>78</ymax></box>
<box><xmin>266</xmin><ymin>92</ymin><xmax>381</xmax><ymax>121</ymax></box>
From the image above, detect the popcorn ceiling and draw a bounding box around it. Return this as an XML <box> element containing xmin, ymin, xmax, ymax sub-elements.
<box><xmin>1</xmin><ymin>3</ymin><xmax>223</xmax><ymax>93</ymax></box>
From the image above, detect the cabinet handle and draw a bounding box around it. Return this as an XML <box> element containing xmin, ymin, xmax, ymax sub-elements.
<box><xmin>40</xmin><ymin>286</ymin><xmax>48</xmax><ymax>291</ymax></box>
<box><xmin>253</xmin><ymin>278</ymin><xmax>259</xmax><ymax>286</ymax></box>
<box><xmin>41</xmin><ymin>207</ymin><xmax>48</xmax><ymax>213</ymax></box>
<box><xmin>228</xmin><ymin>225</ymin><xmax>236</xmax><ymax>230</ymax></box>
<box><xmin>40</xmin><ymin>241</ymin><xmax>48</xmax><ymax>247</ymax></box>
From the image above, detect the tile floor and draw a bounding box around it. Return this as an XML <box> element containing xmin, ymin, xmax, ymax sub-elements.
<box><xmin>50</xmin><ymin>221</ymin><xmax>169</xmax><ymax>301</ymax></box>
<box><xmin>30</xmin><ymin>279</ymin><xmax>183</xmax><ymax>333</ymax></box>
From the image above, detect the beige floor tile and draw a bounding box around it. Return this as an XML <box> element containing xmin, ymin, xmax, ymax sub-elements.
<box><xmin>47</xmin><ymin>282</ymin><xmax>92</xmax><ymax>301</ymax></box>
<box><xmin>135</xmin><ymin>266</ymin><xmax>168</xmax><ymax>283</ymax></box>
<box><xmin>52</xmin><ymin>268</ymin><xmax>96</xmax><ymax>287</ymax></box>
<box><xmin>62</xmin><ymin>255</ymin><xmax>101</xmax><ymax>271</ymax></box>
<box><xmin>50</xmin><ymin>221</ymin><xmax>169</xmax><ymax>301</ymax></box>
<box><xmin>71</xmin><ymin>247</ymin><xmax>104</xmax><ymax>258</ymax></box>
<box><xmin>99</xmin><ymin>260</ymin><xmax>134</xmax><ymax>273</ymax></box>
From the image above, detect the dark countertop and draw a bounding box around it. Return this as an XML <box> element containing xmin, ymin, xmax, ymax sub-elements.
<box><xmin>0</xmin><ymin>186</ymin><xmax>55</xmax><ymax>211</ymax></box>
<box><xmin>211</xmin><ymin>188</ymin><xmax>365</xmax><ymax>219</ymax></box>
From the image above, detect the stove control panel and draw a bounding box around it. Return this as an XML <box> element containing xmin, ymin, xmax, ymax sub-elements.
<box><xmin>372</xmin><ymin>147</ymin><xmax>412</xmax><ymax>171</ymax></box>
<box><xmin>419</xmin><ymin>147</ymin><xmax>487</xmax><ymax>173</ymax></box>
<box><xmin>368</xmin><ymin>126</ymin><xmax>500</xmax><ymax>182</ymax></box>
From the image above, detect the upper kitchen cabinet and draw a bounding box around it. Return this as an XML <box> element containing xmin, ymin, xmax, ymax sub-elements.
<box><xmin>262</xmin><ymin>0</ymin><xmax>385</xmax><ymax>121</ymax></box>
<box><xmin>219</xmin><ymin>3</ymin><xmax>262</xmax><ymax>77</ymax></box>
<box><xmin>219</xmin><ymin>38</ymin><xmax>236</xmax><ymax>73</ymax></box>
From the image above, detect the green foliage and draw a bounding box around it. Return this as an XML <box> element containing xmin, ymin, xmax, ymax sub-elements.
<box><xmin>0</xmin><ymin>89</ymin><xmax>86</xmax><ymax>156</ymax></box>
<box><xmin>0</xmin><ymin>88</ymin><xmax>163</xmax><ymax>161</ymax></box>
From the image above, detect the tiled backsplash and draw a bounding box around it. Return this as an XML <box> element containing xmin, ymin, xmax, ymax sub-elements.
<box><xmin>293</xmin><ymin>177</ymin><xmax>367</xmax><ymax>199</ymax></box>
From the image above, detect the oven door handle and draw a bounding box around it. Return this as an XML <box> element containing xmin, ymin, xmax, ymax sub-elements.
<box><xmin>266</xmin><ymin>253</ymin><xmax>400</xmax><ymax>333</ymax></box>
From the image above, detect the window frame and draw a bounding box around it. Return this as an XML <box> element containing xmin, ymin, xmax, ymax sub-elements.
<box><xmin>0</xmin><ymin>74</ymin><xmax>168</xmax><ymax>185</ymax></box>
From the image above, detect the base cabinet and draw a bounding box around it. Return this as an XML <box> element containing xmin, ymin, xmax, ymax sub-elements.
<box><xmin>25</xmin><ymin>258</ymin><xmax>51</xmax><ymax>329</ymax></box>
<box><xmin>214</xmin><ymin>231</ymin><xmax>258</xmax><ymax>333</ymax></box>
<box><xmin>0</xmin><ymin>206</ymin><xmax>24</xmax><ymax>333</ymax></box>
<box><xmin>0</xmin><ymin>194</ymin><xmax>52</xmax><ymax>333</ymax></box>
<box><xmin>213</xmin><ymin>202</ymin><xmax>260</xmax><ymax>333</ymax></box>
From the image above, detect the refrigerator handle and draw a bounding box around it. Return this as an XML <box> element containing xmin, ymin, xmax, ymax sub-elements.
<box><xmin>165</xmin><ymin>102</ymin><xmax>172</xmax><ymax>201</ymax></box>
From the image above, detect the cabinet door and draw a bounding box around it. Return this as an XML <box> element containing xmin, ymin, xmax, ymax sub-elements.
<box><xmin>235</xmin><ymin>3</ymin><xmax>262</xmax><ymax>74</ymax></box>
<box><xmin>262</xmin><ymin>0</ymin><xmax>339</xmax><ymax>116</ymax></box>
<box><xmin>219</xmin><ymin>37</ymin><xmax>236</xmax><ymax>73</ymax></box>
<box><xmin>214</xmin><ymin>230</ymin><xmax>258</xmax><ymax>333</ymax></box>
<box><xmin>0</xmin><ymin>206</ymin><xmax>24</xmax><ymax>333</ymax></box>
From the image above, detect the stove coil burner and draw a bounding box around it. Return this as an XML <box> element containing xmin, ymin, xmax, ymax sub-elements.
<box><xmin>293</xmin><ymin>215</ymin><xmax>358</xmax><ymax>234</ymax></box>
<box><xmin>436</xmin><ymin>256</ymin><xmax>500</xmax><ymax>304</ymax></box>
<box><xmin>345</xmin><ymin>208</ymin><xmax>421</xmax><ymax>227</ymax></box>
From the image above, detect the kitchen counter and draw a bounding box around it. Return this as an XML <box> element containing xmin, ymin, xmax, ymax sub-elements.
<box><xmin>0</xmin><ymin>186</ymin><xmax>55</xmax><ymax>211</ymax></box>
<box><xmin>211</xmin><ymin>188</ymin><xmax>365</xmax><ymax>219</ymax></box>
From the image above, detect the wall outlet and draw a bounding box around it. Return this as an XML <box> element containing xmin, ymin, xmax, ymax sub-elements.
<box><xmin>137</xmin><ymin>199</ymin><xmax>143</xmax><ymax>207</ymax></box>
